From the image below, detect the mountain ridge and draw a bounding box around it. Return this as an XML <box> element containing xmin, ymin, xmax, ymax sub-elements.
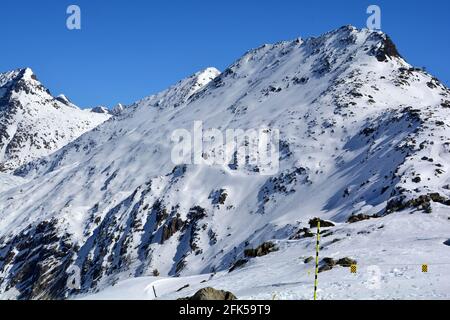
<box><xmin>0</xmin><ymin>67</ymin><xmax>111</xmax><ymax>172</ymax></box>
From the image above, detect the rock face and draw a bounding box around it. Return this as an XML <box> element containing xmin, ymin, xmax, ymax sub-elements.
<box><xmin>0</xmin><ymin>68</ymin><xmax>110</xmax><ymax>171</ymax></box>
<box><xmin>0</xmin><ymin>26</ymin><xmax>450</xmax><ymax>299</ymax></box>
<box><xmin>290</xmin><ymin>228</ymin><xmax>315</xmax><ymax>240</ymax></box>
<box><xmin>187</xmin><ymin>287</ymin><xmax>237</xmax><ymax>300</ymax></box>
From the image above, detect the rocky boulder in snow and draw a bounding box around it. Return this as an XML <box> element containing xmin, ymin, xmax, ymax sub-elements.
<box><xmin>183</xmin><ymin>287</ymin><xmax>237</xmax><ymax>300</ymax></box>
<box><xmin>1</xmin><ymin>25</ymin><xmax>450</xmax><ymax>299</ymax></box>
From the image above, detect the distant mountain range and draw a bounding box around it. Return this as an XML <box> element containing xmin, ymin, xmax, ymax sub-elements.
<box><xmin>0</xmin><ymin>68</ymin><xmax>110</xmax><ymax>172</ymax></box>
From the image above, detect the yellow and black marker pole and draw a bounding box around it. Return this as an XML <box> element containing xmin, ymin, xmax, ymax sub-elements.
<box><xmin>314</xmin><ymin>220</ymin><xmax>320</xmax><ymax>300</ymax></box>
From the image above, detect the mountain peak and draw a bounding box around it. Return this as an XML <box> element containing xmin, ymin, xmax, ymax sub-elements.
<box><xmin>190</xmin><ymin>67</ymin><xmax>221</xmax><ymax>90</ymax></box>
<box><xmin>111</xmin><ymin>103</ymin><xmax>124</xmax><ymax>115</ymax></box>
<box><xmin>91</xmin><ymin>105</ymin><xmax>110</xmax><ymax>114</ymax></box>
<box><xmin>0</xmin><ymin>67</ymin><xmax>48</xmax><ymax>99</ymax></box>
<box><xmin>198</xmin><ymin>67</ymin><xmax>220</xmax><ymax>78</ymax></box>
<box><xmin>0</xmin><ymin>68</ymin><xmax>110</xmax><ymax>172</ymax></box>
<box><xmin>19</xmin><ymin>67</ymin><xmax>35</xmax><ymax>80</ymax></box>
<box><xmin>326</xmin><ymin>25</ymin><xmax>402</xmax><ymax>62</ymax></box>
<box><xmin>0</xmin><ymin>68</ymin><xmax>31</xmax><ymax>88</ymax></box>
<box><xmin>3</xmin><ymin>67</ymin><xmax>37</xmax><ymax>83</ymax></box>
<box><xmin>134</xmin><ymin>67</ymin><xmax>221</xmax><ymax>110</ymax></box>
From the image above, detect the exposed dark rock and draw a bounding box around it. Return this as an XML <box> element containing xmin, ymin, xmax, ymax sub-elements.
<box><xmin>257</xmin><ymin>167</ymin><xmax>308</xmax><ymax>214</ymax></box>
<box><xmin>90</xmin><ymin>106</ymin><xmax>110</xmax><ymax>114</ymax></box>
<box><xmin>185</xmin><ymin>206</ymin><xmax>208</xmax><ymax>253</ymax></box>
<box><xmin>169</xmin><ymin>164</ymin><xmax>187</xmax><ymax>178</ymax></box>
<box><xmin>208</xmin><ymin>229</ymin><xmax>218</xmax><ymax>245</ymax></box>
<box><xmin>375</xmin><ymin>35</ymin><xmax>401</xmax><ymax>62</ymax></box>
<box><xmin>290</xmin><ymin>227</ymin><xmax>314</xmax><ymax>240</ymax></box>
<box><xmin>318</xmin><ymin>257</ymin><xmax>356</xmax><ymax>273</ymax></box>
<box><xmin>319</xmin><ymin>257</ymin><xmax>336</xmax><ymax>273</ymax></box>
<box><xmin>347</xmin><ymin>214</ymin><xmax>372</xmax><ymax>223</ymax></box>
<box><xmin>412</xmin><ymin>176</ymin><xmax>421</xmax><ymax>183</ymax></box>
<box><xmin>153</xmin><ymin>200</ymin><xmax>168</xmax><ymax>226</ymax></box>
<box><xmin>361</xmin><ymin>127</ymin><xmax>376</xmax><ymax>136</ymax></box>
<box><xmin>279</xmin><ymin>140</ymin><xmax>293</xmax><ymax>160</ymax></box>
<box><xmin>0</xmin><ymin>219</ymin><xmax>76</xmax><ymax>299</ymax></box>
<box><xmin>386</xmin><ymin>193</ymin><xmax>450</xmax><ymax>214</ymax></box>
<box><xmin>229</xmin><ymin>259</ymin><xmax>248</xmax><ymax>272</ymax></box>
<box><xmin>309</xmin><ymin>218</ymin><xmax>335</xmax><ymax>228</ymax></box>
<box><xmin>336</xmin><ymin>257</ymin><xmax>357</xmax><ymax>267</ymax></box>
<box><xmin>209</xmin><ymin>189</ymin><xmax>228</xmax><ymax>205</ymax></box>
<box><xmin>187</xmin><ymin>206</ymin><xmax>207</xmax><ymax>220</ymax></box>
<box><xmin>181</xmin><ymin>287</ymin><xmax>237</xmax><ymax>300</ymax></box>
<box><xmin>429</xmin><ymin>193</ymin><xmax>450</xmax><ymax>204</ymax></box>
<box><xmin>292</xmin><ymin>77</ymin><xmax>309</xmax><ymax>85</ymax></box>
<box><xmin>161</xmin><ymin>214</ymin><xmax>184</xmax><ymax>244</ymax></box>
<box><xmin>244</xmin><ymin>242</ymin><xmax>278</xmax><ymax>258</ymax></box>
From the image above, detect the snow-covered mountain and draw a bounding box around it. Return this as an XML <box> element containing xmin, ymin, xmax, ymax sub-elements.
<box><xmin>0</xmin><ymin>68</ymin><xmax>110</xmax><ymax>172</ymax></box>
<box><xmin>1</xmin><ymin>26</ymin><xmax>449</xmax><ymax>300</ymax></box>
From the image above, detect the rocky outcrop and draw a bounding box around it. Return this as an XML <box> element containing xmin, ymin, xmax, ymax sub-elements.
<box><xmin>161</xmin><ymin>215</ymin><xmax>185</xmax><ymax>244</ymax></box>
<box><xmin>374</xmin><ymin>34</ymin><xmax>402</xmax><ymax>62</ymax></box>
<box><xmin>182</xmin><ymin>287</ymin><xmax>237</xmax><ymax>300</ymax></box>
<box><xmin>0</xmin><ymin>68</ymin><xmax>109</xmax><ymax>172</ymax></box>
<box><xmin>0</xmin><ymin>219</ymin><xmax>76</xmax><ymax>299</ymax></box>
<box><xmin>229</xmin><ymin>259</ymin><xmax>248</xmax><ymax>272</ymax></box>
<box><xmin>347</xmin><ymin>214</ymin><xmax>372</xmax><ymax>223</ymax></box>
<box><xmin>318</xmin><ymin>257</ymin><xmax>357</xmax><ymax>273</ymax></box>
<box><xmin>309</xmin><ymin>218</ymin><xmax>335</xmax><ymax>228</ymax></box>
<box><xmin>290</xmin><ymin>228</ymin><xmax>315</xmax><ymax>240</ymax></box>
<box><xmin>244</xmin><ymin>242</ymin><xmax>278</xmax><ymax>258</ymax></box>
<box><xmin>386</xmin><ymin>193</ymin><xmax>450</xmax><ymax>214</ymax></box>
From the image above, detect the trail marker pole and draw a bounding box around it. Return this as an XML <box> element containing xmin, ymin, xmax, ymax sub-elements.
<box><xmin>153</xmin><ymin>285</ymin><xmax>157</xmax><ymax>299</ymax></box>
<box><xmin>313</xmin><ymin>220</ymin><xmax>320</xmax><ymax>300</ymax></box>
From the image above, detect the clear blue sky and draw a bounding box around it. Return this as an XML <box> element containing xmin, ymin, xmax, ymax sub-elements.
<box><xmin>1</xmin><ymin>0</ymin><xmax>448</xmax><ymax>108</ymax></box>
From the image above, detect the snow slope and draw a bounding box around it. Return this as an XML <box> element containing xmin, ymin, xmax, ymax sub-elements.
<box><xmin>82</xmin><ymin>209</ymin><xmax>450</xmax><ymax>300</ymax></box>
<box><xmin>0</xmin><ymin>68</ymin><xmax>110</xmax><ymax>171</ymax></box>
<box><xmin>0</xmin><ymin>26</ymin><xmax>449</xmax><ymax>300</ymax></box>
